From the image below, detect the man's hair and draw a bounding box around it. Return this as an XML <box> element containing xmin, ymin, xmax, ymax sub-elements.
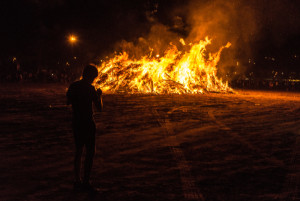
<box><xmin>82</xmin><ymin>65</ymin><xmax>98</xmax><ymax>80</ymax></box>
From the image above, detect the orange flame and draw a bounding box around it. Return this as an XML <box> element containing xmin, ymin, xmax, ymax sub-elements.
<box><xmin>95</xmin><ymin>37</ymin><xmax>232</xmax><ymax>94</ymax></box>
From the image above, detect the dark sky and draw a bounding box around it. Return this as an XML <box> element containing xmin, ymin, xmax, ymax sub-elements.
<box><xmin>0</xmin><ymin>0</ymin><xmax>151</xmax><ymax>60</ymax></box>
<box><xmin>1</xmin><ymin>0</ymin><xmax>299</xmax><ymax>73</ymax></box>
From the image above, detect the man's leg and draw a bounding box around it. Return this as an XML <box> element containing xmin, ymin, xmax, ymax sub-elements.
<box><xmin>74</xmin><ymin>145</ymin><xmax>83</xmax><ymax>183</ymax></box>
<box><xmin>83</xmin><ymin>122</ymin><xmax>96</xmax><ymax>185</ymax></box>
<box><xmin>73</xmin><ymin>126</ymin><xmax>84</xmax><ymax>185</ymax></box>
<box><xmin>83</xmin><ymin>136</ymin><xmax>95</xmax><ymax>185</ymax></box>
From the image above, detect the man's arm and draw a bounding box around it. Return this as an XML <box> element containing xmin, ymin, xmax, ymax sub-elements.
<box><xmin>93</xmin><ymin>88</ymin><xmax>103</xmax><ymax>112</ymax></box>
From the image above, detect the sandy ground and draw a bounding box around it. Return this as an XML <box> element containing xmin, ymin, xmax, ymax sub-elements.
<box><xmin>0</xmin><ymin>83</ymin><xmax>299</xmax><ymax>201</ymax></box>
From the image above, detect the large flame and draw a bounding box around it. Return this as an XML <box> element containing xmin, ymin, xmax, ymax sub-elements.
<box><xmin>95</xmin><ymin>37</ymin><xmax>232</xmax><ymax>94</ymax></box>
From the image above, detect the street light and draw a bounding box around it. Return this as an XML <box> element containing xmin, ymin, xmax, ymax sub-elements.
<box><xmin>66</xmin><ymin>34</ymin><xmax>81</xmax><ymax>77</ymax></box>
<box><xmin>69</xmin><ymin>35</ymin><xmax>77</xmax><ymax>44</ymax></box>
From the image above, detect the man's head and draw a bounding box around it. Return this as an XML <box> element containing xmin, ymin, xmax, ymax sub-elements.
<box><xmin>82</xmin><ymin>65</ymin><xmax>98</xmax><ymax>83</ymax></box>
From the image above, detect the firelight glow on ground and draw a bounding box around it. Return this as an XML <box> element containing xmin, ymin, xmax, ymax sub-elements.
<box><xmin>0</xmin><ymin>84</ymin><xmax>299</xmax><ymax>201</ymax></box>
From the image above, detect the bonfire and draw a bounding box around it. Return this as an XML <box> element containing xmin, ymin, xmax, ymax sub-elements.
<box><xmin>95</xmin><ymin>37</ymin><xmax>232</xmax><ymax>94</ymax></box>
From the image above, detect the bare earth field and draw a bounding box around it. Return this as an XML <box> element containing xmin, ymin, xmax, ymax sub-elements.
<box><xmin>0</xmin><ymin>83</ymin><xmax>299</xmax><ymax>201</ymax></box>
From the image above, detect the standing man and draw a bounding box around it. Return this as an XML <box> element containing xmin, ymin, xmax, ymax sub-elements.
<box><xmin>67</xmin><ymin>64</ymin><xmax>103</xmax><ymax>191</ymax></box>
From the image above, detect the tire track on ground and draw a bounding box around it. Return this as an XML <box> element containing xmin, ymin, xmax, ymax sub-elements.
<box><xmin>152</xmin><ymin>107</ymin><xmax>204</xmax><ymax>201</ymax></box>
<box><xmin>279</xmin><ymin>125</ymin><xmax>300</xmax><ymax>200</ymax></box>
<box><xmin>207</xmin><ymin>109</ymin><xmax>284</xmax><ymax>167</ymax></box>
<box><xmin>207</xmin><ymin>96</ymin><xmax>300</xmax><ymax>200</ymax></box>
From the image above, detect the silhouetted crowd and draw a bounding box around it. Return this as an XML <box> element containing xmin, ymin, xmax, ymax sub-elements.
<box><xmin>0</xmin><ymin>68</ymin><xmax>80</xmax><ymax>84</ymax></box>
<box><xmin>1</xmin><ymin>63</ymin><xmax>299</xmax><ymax>91</ymax></box>
<box><xmin>230</xmin><ymin>78</ymin><xmax>300</xmax><ymax>91</ymax></box>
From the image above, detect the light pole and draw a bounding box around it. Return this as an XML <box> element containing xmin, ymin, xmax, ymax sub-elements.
<box><xmin>67</xmin><ymin>34</ymin><xmax>81</xmax><ymax>80</ymax></box>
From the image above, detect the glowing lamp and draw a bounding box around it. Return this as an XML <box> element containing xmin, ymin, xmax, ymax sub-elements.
<box><xmin>69</xmin><ymin>35</ymin><xmax>77</xmax><ymax>43</ymax></box>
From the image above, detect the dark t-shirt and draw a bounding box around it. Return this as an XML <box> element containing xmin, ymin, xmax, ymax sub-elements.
<box><xmin>67</xmin><ymin>80</ymin><xmax>98</xmax><ymax>122</ymax></box>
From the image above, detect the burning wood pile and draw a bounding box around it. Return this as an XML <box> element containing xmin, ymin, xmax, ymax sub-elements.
<box><xmin>95</xmin><ymin>37</ymin><xmax>232</xmax><ymax>94</ymax></box>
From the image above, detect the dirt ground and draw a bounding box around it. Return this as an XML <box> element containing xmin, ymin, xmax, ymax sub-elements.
<box><xmin>0</xmin><ymin>83</ymin><xmax>299</xmax><ymax>201</ymax></box>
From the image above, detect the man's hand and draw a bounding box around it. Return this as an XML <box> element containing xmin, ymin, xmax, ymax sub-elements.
<box><xmin>95</xmin><ymin>88</ymin><xmax>103</xmax><ymax>112</ymax></box>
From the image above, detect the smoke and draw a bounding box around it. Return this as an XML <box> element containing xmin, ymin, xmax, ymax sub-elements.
<box><xmin>185</xmin><ymin>0</ymin><xmax>300</xmax><ymax>76</ymax></box>
<box><xmin>112</xmin><ymin>0</ymin><xmax>256</xmax><ymax>78</ymax></box>
<box><xmin>186</xmin><ymin>1</ymin><xmax>258</xmax><ymax>44</ymax></box>
<box><xmin>114</xmin><ymin>23</ymin><xmax>180</xmax><ymax>59</ymax></box>
<box><xmin>185</xmin><ymin>0</ymin><xmax>259</xmax><ymax>77</ymax></box>
<box><xmin>111</xmin><ymin>0</ymin><xmax>300</xmax><ymax>78</ymax></box>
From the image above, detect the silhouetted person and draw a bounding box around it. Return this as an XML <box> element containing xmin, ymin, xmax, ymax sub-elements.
<box><xmin>67</xmin><ymin>65</ymin><xmax>103</xmax><ymax>191</ymax></box>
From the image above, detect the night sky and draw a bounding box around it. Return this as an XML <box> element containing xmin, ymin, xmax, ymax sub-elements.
<box><xmin>1</xmin><ymin>0</ymin><xmax>300</xmax><ymax>75</ymax></box>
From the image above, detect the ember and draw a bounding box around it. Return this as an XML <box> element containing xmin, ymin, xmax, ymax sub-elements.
<box><xmin>95</xmin><ymin>37</ymin><xmax>232</xmax><ymax>94</ymax></box>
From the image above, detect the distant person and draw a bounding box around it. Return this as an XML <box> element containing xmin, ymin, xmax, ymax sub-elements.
<box><xmin>67</xmin><ymin>65</ymin><xmax>103</xmax><ymax>191</ymax></box>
